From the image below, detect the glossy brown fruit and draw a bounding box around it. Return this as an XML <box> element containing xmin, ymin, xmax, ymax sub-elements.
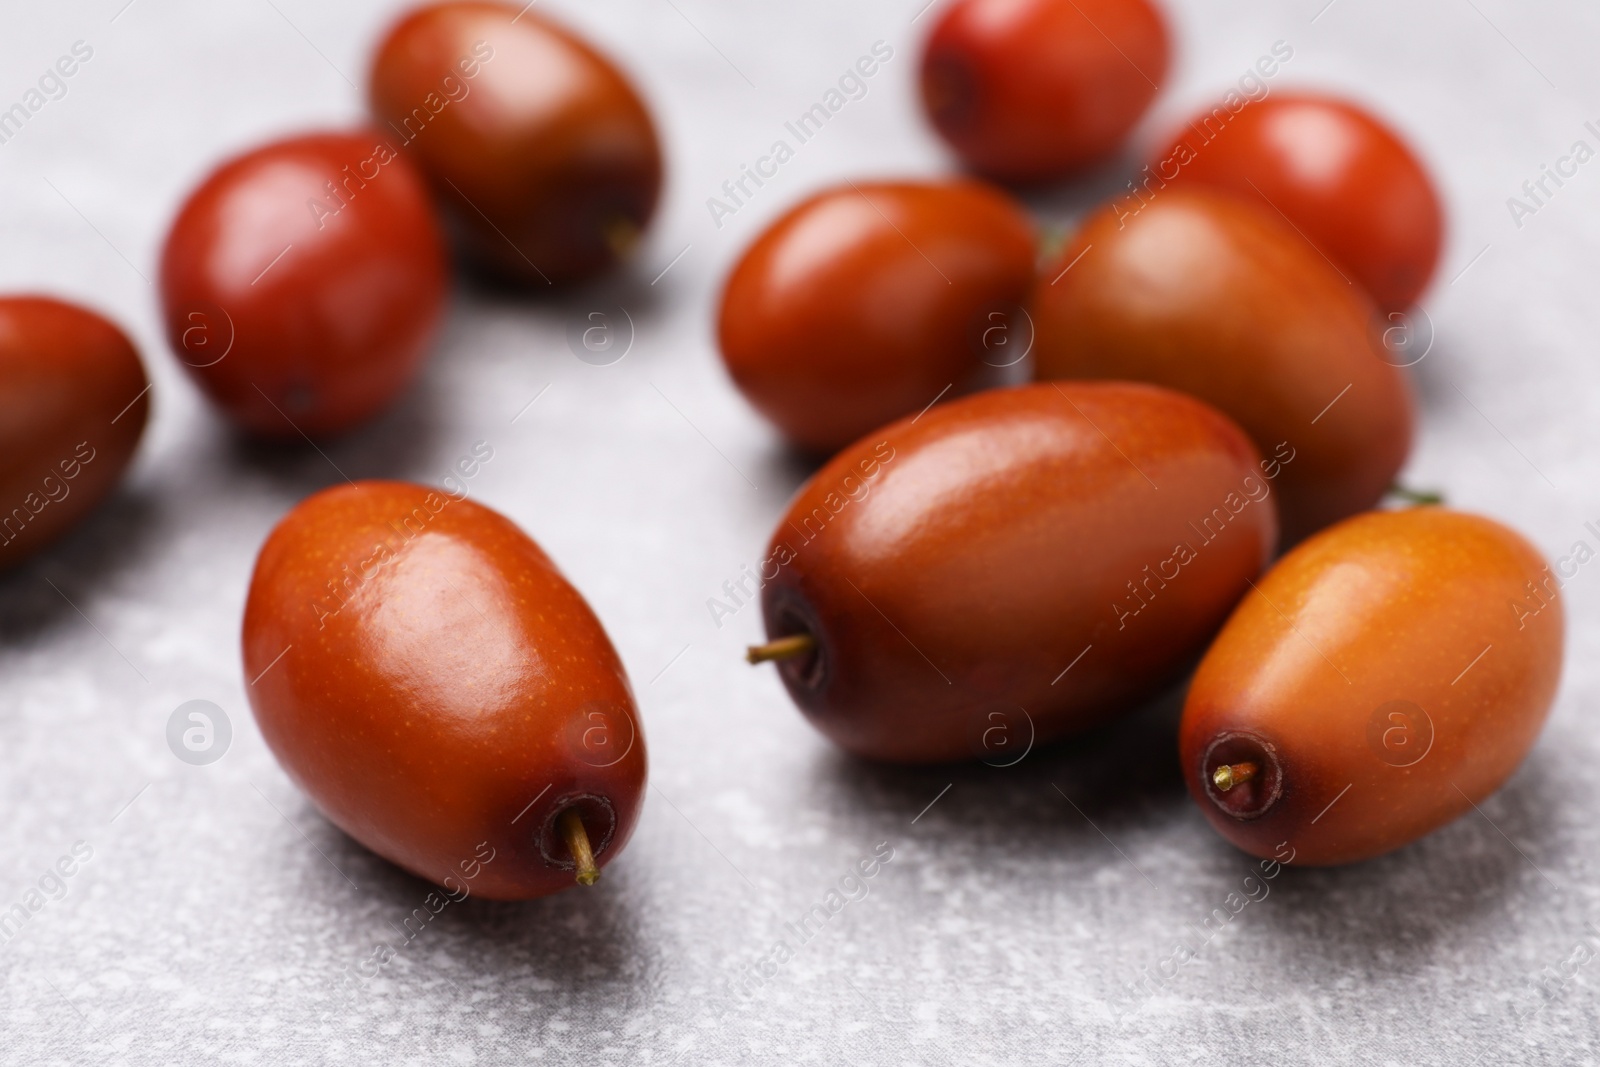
<box><xmin>0</xmin><ymin>296</ymin><xmax>149</xmax><ymax>569</ymax></box>
<box><xmin>718</xmin><ymin>180</ymin><xmax>1036</xmax><ymax>454</ymax></box>
<box><xmin>243</xmin><ymin>480</ymin><xmax>646</xmax><ymax>900</ymax></box>
<box><xmin>160</xmin><ymin>131</ymin><xmax>448</xmax><ymax>440</ymax></box>
<box><xmin>1031</xmin><ymin>187</ymin><xmax>1413</xmax><ymax>545</ymax></box>
<box><xmin>921</xmin><ymin>0</ymin><xmax>1171</xmax><ymax>182</ymax></box>
<box><xmin>1155</xmin><ymin>92</ymin><xmax>1443</xmax><ymax>310</ymax></box>
<box><xmin>369</xmin><ymin>0</ymin><xmax>663</xmax><ymax>285</ymax></box>
<box><xmin>1181</xmin><ymin>507</ymin><xmax>1564</xmax><ymax>866</ymax></box>
<box><xmin>752</xmin><ymin>382</ymin><xmax>1276</xmax><ymax>763</ymax></box>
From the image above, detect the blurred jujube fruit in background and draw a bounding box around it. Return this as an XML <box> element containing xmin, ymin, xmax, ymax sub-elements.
<box><xmin>920</xmin><ymin>0</ymin><xmax>1171</xmax><ymax>182</ymax></box>
<box><xmin>160</xmin><ymin>131</ymin><xmax>448</xmax><ymax>439</ymax></box>
<box><xmin>369</xmin><ymin>0</ymin><xmax>664</xmax><ymax>286</ymax></box>
<box><xmin>718</xmin><ymin>179</ymin><xmax>1035</xmax><ymax>454</ymax></box>
<box><xmin>1030</xmin><ymin>187</ymin><xmax>1414</xmax><ymax>545</ymax></box>
<box><xmin>1153</xmin><ymin>91</ymin><xmax>1444</xmax><ymax>310</ymax></box>
<box><xmin>0</xmin><ymin>296</ymin><xmax>150</xmax><ymax>569</ymax></box>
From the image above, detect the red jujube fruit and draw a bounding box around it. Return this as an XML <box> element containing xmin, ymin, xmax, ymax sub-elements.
<box><xmin>160</xmin><ymin>131</ymin><xmax>448</xmax><ymax>439</ymax></box>
<box><xmin>0</xmin><ymin>296</ymin><xmax>150</xmax><ymax>568</ymax></box>
<box><xmin>369</xmin><ymin>0</ymin><xmax>663</xmax><ymax>286</ymax></box>
<box><xmin>749</xmin><ymin>382</ymin><xmax>1277</xmax><ymax>763</ymax></box>
<box><xmin>1031</xmin><ymin>187</ymin><xmax>1414</xmax><ymax>545</ymax></box>
<box><xmin>920</xmin><ymin>0</ymin><xmax>1171</xmax><ymax>182</ymax></box>
<box><xmin>243</xmin><ymin>481</ymin><xmax>646</xmax><ymax>900</ymax></box>
<box><xmin>718</xmin><ymin>179</ymin><xmax>1035</xmax><ymax>454</ymax></box>
<box><xmin>1154</xmin><ymin>91</ymin><xmax>1443</xmax><ymax>310</ymax></box>
<box><xmin>1181</xmin><ymin>507</ymin><xmax>1563</xmax><ymax>865</ymax></box>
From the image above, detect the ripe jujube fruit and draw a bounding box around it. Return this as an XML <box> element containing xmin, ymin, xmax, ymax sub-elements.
<box><xmin>1155</xmin><ymin>92</ymin><xmax>1443</xmax><ymax>310</ymax></box>
<box><xmin>920</xmin><ymin>0</ymin><xmax>1171</xmax><ymax>182</ymax></box>
<box><xmin>0</xmin><ymin>296</ymin><xmax>150</xmax><ymax>569</ymax></box>
<box><xmin>1030</xmin><ymin>187</ymin><xmax>1413</xmax><ymax>545</ymax></box>
<box><xmin>369</xmin><ymin>0</ymin><xmax>663</xmax><ymax>286</ymax></box>
<box><xmin>1180</xmin><ymin>507</ymin><xmax>1564</xmax><ymax>866</ymax></box>
<box><xmin>718</xmin><ymin>179</ymin><xmax>1035</xmax><ymax>454</ymax></box>
<box><xmin>160</xmin><ymin>131</ymin><xmax>448</xmax><ymax>439</ymax></box>
<box><xmin>243</xmin><ymin>481</ymin><xmax>646</xmax><ymax>900</ymax></box>
<box><xmin>747</xmin><ymin>382</ymin><xmax>1277</xmax><ymax>763</ymax></box>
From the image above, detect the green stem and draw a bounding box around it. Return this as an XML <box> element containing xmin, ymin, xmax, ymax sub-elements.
<box><xmin>1389</xmin><ymin>484</ymin><xmax>1445</xmax><ymax>506</ymax></box>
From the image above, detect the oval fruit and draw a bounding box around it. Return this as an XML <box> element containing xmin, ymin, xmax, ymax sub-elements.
<box><xmin>1180</xmin><ymin>507</ymin><xmax>1564</xmax><ymax>866</ymax></box>
<box><xmin>369</xmin><ymin>0</ymin><xmax>663</xmax><ymax>285</ymax></box>
<box><xmin>0</xmin><ymin>297</ymin><xmax>150</xmax><ymax>569</ymax></box>
<box><xmin>718</xmin><ymin>179</ymin><xmax>1035</xmax><ymax>454</ymax></box>
<box><xmin>920</xmin><ymin>0</ymin><xmax>1171</xmax><ymax>182</ymax></box>
<box><xmin>1155</xmin><ymin>92</ymin><xmax>1443</xmax><ymax>310</ymax></box>
<box><xmin>1030</xmin><ymin>187</ymin><xmax>1413</xmax><ymax>545</ymax></box>
<box><xmin>160</xmin><ymin>131</ymin><xmax>448</xmax><ymax>439</ymax></box>
<box><xmin>243</xmin><ymin>480</ymin><xmax>646</xmax><ymax>900</ymax></box>
<box><xmin>749</xmin><ymin>382</ymin><xmax>1276</xmax><ymax>763</ymax></box>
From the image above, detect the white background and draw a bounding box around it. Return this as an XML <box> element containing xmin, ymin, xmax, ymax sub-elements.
<box><xmin>0</xmin><ymin>0</ymin><xmax>1597</xmax><ymax>1063</ymax></box>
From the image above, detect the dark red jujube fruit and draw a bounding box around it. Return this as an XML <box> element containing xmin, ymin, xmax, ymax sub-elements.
<box><xmin>748</xmin><ymin>382</ymin><xmax>1277</xmax><ymax>763</ymax></box>
<box><xmin>369</xmin><ymin>0</ymin><xmax>664</xmax><ymax>286</ymax></box>
<box><xmin>0</xmin><ymin>296</ymin><xmax>150</xmax><ymax>568</ymax></box>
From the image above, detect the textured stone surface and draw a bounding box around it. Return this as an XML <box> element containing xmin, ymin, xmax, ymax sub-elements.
<box><xmin>0</xmin><ymin>0</ymin><xmax>1597</xmax><ymax>1063</ymax></box>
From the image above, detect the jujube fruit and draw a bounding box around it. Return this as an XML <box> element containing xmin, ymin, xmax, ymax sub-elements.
<box><xmin>920</xmin><ymin>0</ymin><xmax>1171</xmax><ymax>182</ymax></box>
<box><xmin>243</xmin><ymin>480</ymin><xmax>646</xmax><ymax>900</ymax></box>
<box><xmin>1180</xmin><ymin>507</ymin><xmax>1564</xmax><ymax>866</ymax></box>
<box><xmin>369</xmin><ymin>0</ymin><xmax>664</xmax><ymax>286</ymax></box>
<box><xmin>160</xmin><ymin>131</ymin><xmax>448</xmax><ymax>439</ymax></box>
<box><xmin>747</xmin><ymin>381</ymin><xmax>1276</xmax><ymax>763</ymax></box>
<box><xmin>1030</xmin><ymin>187</ymin><xmax>1413</xmax><ymax>545</ymax></box>
<box><xmin>718</xmin><ymin>179</ymin><xmax>1035</xmax><ymax>454</ymax></box>
<box><xmin>0</xmin><ymin>296</ymin><xmax>150</xmax><ymax>570</ymax></box>
<box><xmin>1155</xmin><ymin>91</ymin><xmax>1443</xmax><ymax>310</ymax></box>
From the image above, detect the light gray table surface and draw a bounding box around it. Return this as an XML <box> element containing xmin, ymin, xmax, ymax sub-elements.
<box><xmin>2</xmin><ymin>0</ymin><xmax>1599</xmax><ymax>1063</ymax></box>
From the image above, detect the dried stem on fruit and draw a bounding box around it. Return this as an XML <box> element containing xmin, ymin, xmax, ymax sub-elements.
<box><xmin>1212</xmin><ymin>761</ymin><xmax>1259</xmax><ymax>792</ymax></box>
<box><xmin>559</xmin><ymin>808</ymin><xmax>600</xmax><ymax>886</ymax></box>
<box><xmin>745</xmin><ymin>633</ymin><xmax>816</xmax><ymax>665</ymax></box>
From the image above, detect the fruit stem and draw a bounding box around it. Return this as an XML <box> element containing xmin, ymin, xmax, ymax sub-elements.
<box><xmin>558</xmin><ymin>808</ymin><xmax>600</xmax><ymax>887</ymax></box>
<box><xmin>745</xmin><ymin>633</ymin><xmax>816</xmax><ymax>665</ymax></box>
<box><xmin>604</xmin><ymin>216</ymin><xmax>640</xmax><ymax>258</ymax></box>
<box><xmin>1388</xmin><ymin>483</ymin><xmax>1444</xmax><ymax>506</ymax></box>
<box><xmin>1038</xmin><ymin>225</ymin><xmax>1070</xmax><ymax>265</ymax></box>
<box><xmin>1212</xmin><ymin>762</ymin><xmax>1259</xmax><ymax>792</ymax></box>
